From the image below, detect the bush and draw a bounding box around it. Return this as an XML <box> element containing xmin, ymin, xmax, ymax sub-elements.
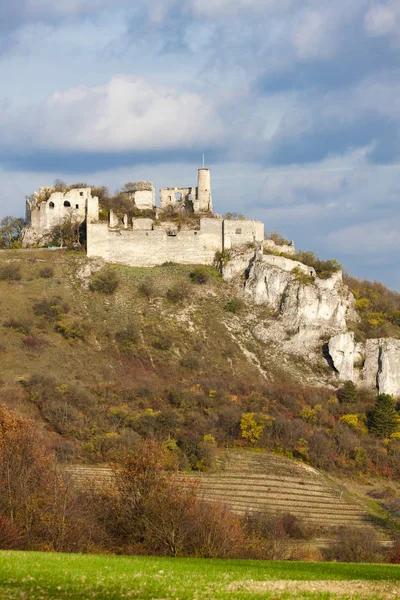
<box><xmin>55</xmin><ymin>320</ymin><xmax>90</xmax><ymax>341</ymax></box>
<box><xmin>269</xmin><ymin>231</ymin><xmax>290</xmax><ymax>246</ymax></box>
<box><xmin>152</xmin><ymin>333</ymin><xmax>172</xmax><ymax>351</ymax></box>
<box><xmin>115</xmin><ymin>323</ymin><xmax>140</xmax><ymax>348</ymax></box>
<box><xmin>3</xmin><ymin>318</ymin><xmax>31</xmax><ymax>335</ymax></box>
<box><xmin>224</xmin><ymin>298</ymin><xmax>244</xmax><ymax>314</ymax></box>
<box><xmin>166</xmin><ymin>281</ymin><xmax>190</xmax><ymax>303</ymax></box>
<box><xmin>0</xmin><ymin>264</ymin><xmax>22</xmax><ymax>281</ymax></box>
<box><xmin>138</xmin><ymin>279</ymin><xmax>158</xmax><ymax>300</ymax></box>
<box><xmin>90</xmin><ymin>269</ymin><xmax>120</xmax><ymax>295</ymax></box>
<box><xmin>326</xmin><ymin>527</ymin><xmax>382</xmax><ymax>562</ymax></box>
<box><xmin>39</xmin><ymin>267</ymin><xmax>54</xmax><ymax>279</ymax></box>
<box><xmin>189</xmin><ymin>266</ymin><xmax>210</xmax><ymax>285</ymax></box>
<box><xmin>0</xmin><ymin>513</ymin><xmax>23</xmax><ymax>550</ymax></box>
<box><xmin>22</xmin><ymin>335</ymin><xmax>46</xmax><ymax>350</ymax></box>
<box><xmin>180</xmin><ymin>353</ymin><xmax>200</xmax><ymax>370</ymax></box>
<box><xmin>33</xmin><ymin>296</ymin><xmax>69</xmax><ymax>321</ymax></box>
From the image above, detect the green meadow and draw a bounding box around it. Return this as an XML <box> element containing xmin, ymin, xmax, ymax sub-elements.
<box><xmin>0</xmin><ymin>552</ymin><xmax>399</xmax><ymax>599</ymax></box>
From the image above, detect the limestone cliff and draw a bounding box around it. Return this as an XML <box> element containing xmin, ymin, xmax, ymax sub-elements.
<box><xmin>224</xmin><ymin>247</ymin><xmax>400</xmax><ymax>396</ymax></box>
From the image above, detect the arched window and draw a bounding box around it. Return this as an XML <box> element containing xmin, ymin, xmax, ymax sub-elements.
<box><xmin>175</xmin><ymin>192</ymin><xmax>182</xmax><ymax>201</ymax></box>
<box><xmin>49</xmin><ymin>202</ymin><xmax>55</xmax><ymax>210</ymax></box>
<box><xmin>64</xmin><ymin>201</ymin><xmax>71</xmax><ymax>207</ymax></box>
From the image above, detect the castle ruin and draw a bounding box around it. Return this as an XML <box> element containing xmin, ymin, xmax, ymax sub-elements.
<box><xmin>24</xmin><ymin>169</ymin><xmax>264</xmax><ymax>267</ymax></box>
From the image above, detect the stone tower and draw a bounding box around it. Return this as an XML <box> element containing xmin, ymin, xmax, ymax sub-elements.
<box><xmin>196</xmin><ymin>168</ymin><xmax>212</xmax><ymax>212</ymax></box>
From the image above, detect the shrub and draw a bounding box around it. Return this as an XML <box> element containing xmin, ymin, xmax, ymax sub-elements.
<box><xmin>22</xmin><ymin>335</ymin><xmax>46</xmax><ymax>350</ymax></box>
<box><xmin>138</xmin><ymin>279</ymin><xmax>158</xmax><ymax>300</ymax></box>
<box><xmin>152</xmin><ymin>333</ymin><xmax>172</xmax><ymax>351</ymax></box>
<box><xmin>55</xmin><ymin>320</ymin><xmax>90</xmax><ymax>340</ymax></box>
<box><xmin>214</xmin><ymin>250</ymin><xmax>231</xmax><ymax>271</ymax></box>
<box><xmin>0</xmin><ymin>513</ymin><xmax>23</xmax><ymax>550</ymax></box>
<box><xmin>166</xmin><ymin>281</ymin><xmax>190</xmax><ymax>303</ymax></box>
<box><xmin>0</xmin><ymin>264</ymin><xmax>22</xmax><ymax>281</ymax></box>
<box><xmin>180</xmin><ymin>353</ymin><xmax>200</xmax><ymax>370</ymax></box>
<box><xmin>326</xmin><ymin>527</ymin><xmax>382</xmax><ymax>562</ymax></box>
<box><xmin>39</xmin><ymin>267</ymin><xmax>54</xmax><ymax>279</ymax></box>
<box><xmin>115</xmin><ymin>323</ymin><xmax>140</xmax><ymax>348</ymax></box>
<box><xmin>269</xmin><ymin>231</ymin><xmax>290</xmax><ymax>246</ymax></box>
<box><xmin>224</xmin><ymin>298</ymin><xmax>244</xmax><ymax>314</ymax></box>
<box><xmin>189</xmin><ymin>266</ymin><xmax>210</xmax><ymax>285</ymax></box>
<box><xmin>90</xmin><ymin>269</ymin><xmax>119</xmax><ymax>295</ymax></box>
<box><xmin>33</xmin><ymin>296</ymin><xmax>69</xmax><ymax>321</ymax></box>
<box><xmin>292</xmin><ymin>267</ymin><xmax>314</xmax><ymax>286</ymax></box>
<box><xmin>223</xmin><ymin>212</ymin><xmax>245</xmax><ymax>220</ymax></box>
<box><xmin>3</xmin><ymin>318</ymin><xmax>31</xmax><ymax>335</ymax></box>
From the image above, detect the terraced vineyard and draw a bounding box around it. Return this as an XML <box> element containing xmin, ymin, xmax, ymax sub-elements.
<box><xmin>197</xmin><ymin>451</ymin><xmax>371</xmax><ymax>530</ymax></box>
<box><xmin>66</xmin><ymin>450</ymin><xmax>374</xmax><ymax>532</ymax></box>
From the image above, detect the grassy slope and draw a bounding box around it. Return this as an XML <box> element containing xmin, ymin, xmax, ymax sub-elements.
<box><xmin>0</xmin><ymin>250</ymin><xmax>264</xmax><ymax>389</ymax></box>
<box><xmin>0</xmin><ymin>551</ymin><xmax>399</xmax><ymax>600</ymax></box>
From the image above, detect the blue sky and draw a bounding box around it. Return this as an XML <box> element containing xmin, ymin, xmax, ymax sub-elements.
<box><xmin>1</xmin><ymin>0</ymin><xmax>400</xmax><ymax>288</ymax></box>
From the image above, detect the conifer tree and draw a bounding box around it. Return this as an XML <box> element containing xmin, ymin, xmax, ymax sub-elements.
<box><xmin>337</xmin><ymin>381</ymin><xmax>358</xmax><ymax>404</ymax></box>
<box><xmin>368</xmin><ymin>394</ymin><xmax>399</xmax><ymax>438</ymax></box>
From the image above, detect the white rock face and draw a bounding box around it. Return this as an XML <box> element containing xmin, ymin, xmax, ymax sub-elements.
<box><xmin>362</xmin><ymin>338</ymin><xmax>400</xmax><ymax>396</ymax></box>
<box><xmin>328</xmin><ymin>332</ymin><xmax>355</xmax><ymax>381</ymax></box>
<box><xmin>245</xmin><ymin>256</ymin><xmax>353</xmax><ymax>330</ymax></box>
<box><xmin>223</xmin><ymin>248</ymin><xmax>400</xmax><ymax>395</ymax></box>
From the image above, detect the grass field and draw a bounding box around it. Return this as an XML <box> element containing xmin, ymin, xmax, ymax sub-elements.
<box><xmin>0</xmin><ymin>552</ymin><xmax>400</xmax><ymax>599</ymax></box>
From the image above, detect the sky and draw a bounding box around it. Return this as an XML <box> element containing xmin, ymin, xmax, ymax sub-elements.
<box><xmin>1</xmin><ymin>0</ymin><xmax>400</xmax><ymax>289</ymax></box>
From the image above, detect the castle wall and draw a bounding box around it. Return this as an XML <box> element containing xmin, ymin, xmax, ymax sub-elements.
<box><xmin>264</xmin><ymin>239</ymin><xmax>296</xmax><ymax>255</ymax></box>
<box><xmin>159</xmin><ymin>188</ymin><xmax>195</xmax><ymax>211</ymax></box>
<box><xmin>223</xmin><ymin>220</ymin><xmax>264</xmax><ymax>248</ymax></box>
<box><xmin>134</xmin><ymin>189</ymin><xmax>155</xmax><ymax>209</ymax></box>
<box><xmin>29</xmin><ymin>188</ymin><xmax>90</xmax><ymax>231</ymax></box>
<box><xmin>87</xmin><ymin>218</ymin><xmax>223</xmax><ymax>267</ymax></box>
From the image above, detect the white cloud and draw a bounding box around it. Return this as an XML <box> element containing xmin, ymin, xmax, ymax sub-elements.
<box><xmin>1</xmin><ymin>75</ymin><xmax>224</xmax><ymax>153</ymax></box>
<box><xmin>328</xmin><ymin>219</ymin><xmax>400</xmax><ymax>255</ymax></box>
<box><xmin>364</xmin><ymin>1</ymin><xmax>400</xmax><ymax>37</ymax></box>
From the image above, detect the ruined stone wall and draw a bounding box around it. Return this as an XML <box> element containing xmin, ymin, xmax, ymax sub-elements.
<box><xmin>27</xmin><ymin>188</ymin><xmax>90</xmax><ymax>232</ymax></box>
<box><xmin>159</xmin><ymin>188</ymin><xmax>195</xmax><ymax>211</ymax></box>
<box><xmin>264</xmin><ymin>239</ymin><xmax>296</xmax><ymax>256</ymax></box>
<box><xmin>87</xmin><ymin>218</ymin><xmax>223</xmax><ymax>267</ymax></box>
<box><xmin>134</xmin><ymin>189</ymin><xmax>155</xmax><ymax>209</ymax></box>
<box><xmin>224</xmin><ymin>220</ymin><xmax>264</xmax><ymax>249</ymax></box>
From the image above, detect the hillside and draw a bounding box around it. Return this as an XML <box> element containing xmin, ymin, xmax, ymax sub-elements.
<box><xmin>1</xmin><ymin>249</ymin><xmax>400</xmax><ymax>527</ymax></box>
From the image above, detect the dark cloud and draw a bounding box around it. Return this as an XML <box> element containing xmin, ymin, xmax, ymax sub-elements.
<box><xmin>267</xmin><ymin>115</ymin><xmax>398</xmax><ymax>166</ymax></box>
<box><xmin>0</xmin><ymin>148</ymin><xmax>220</xmax><ymax>174</ymax></box>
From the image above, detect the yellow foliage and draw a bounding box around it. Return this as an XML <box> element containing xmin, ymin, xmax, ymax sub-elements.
<box><xmin>203</xmin><ymin>434</ymin><xmax>217</xmax><ymax>446</ymax></box>
<box><xmin>299</xmin><ymin>405</ymin><xmax>317</xmax><ymax>423</ymax></box>
<box><xmin>340</xmin><ymin>414</ymin><xmax>367</xmax><ymax>432</ymax></box>
<box><xmin>295</xmin><ymin>438</ymin><xmax>309</xmax><ymax>461</ymax></box>
<box><xmin>355</xmin><ymin>297</ymin><xmax>370</xmax><ymax>311</ymax></box>
<box><xmin>240</xmin><ymin>413</ymin><xmax>266</xmax><ymax>444</ymax></box>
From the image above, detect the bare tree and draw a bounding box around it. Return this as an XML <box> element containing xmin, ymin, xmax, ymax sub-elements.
<box><xmin>49</xmin><ymin>211</ymin><xmax>82</xmax><ymax>248</ymax></box>
<box><xmin>0</xmin><ymin>216</ymin><xmax>25</xmax><ymax>248</ymax></box>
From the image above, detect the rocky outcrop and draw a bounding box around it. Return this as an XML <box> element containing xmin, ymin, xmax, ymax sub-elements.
<box><xmin>240</xmin><ymin>254</ymin><xmax>355</xmax><ymax>354</ymax></box>
<box><xmin>328</xmin><ymin>332</ymin><xmax>355</xmax><ymax>381</ymax></box>
<box><xmin>362</xmin><ymin>338</ymin><xmax>400</xmax><ymax>396</ymax></box>
<box><xmin>224</xmin><ymin>247</ymin><xmax>400</xmax><ymax>396</ymax></box>
<box><xmin>325</xmin><ymin>335</ymin><xmax>400</xmax><ymax>396</ymax></box>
